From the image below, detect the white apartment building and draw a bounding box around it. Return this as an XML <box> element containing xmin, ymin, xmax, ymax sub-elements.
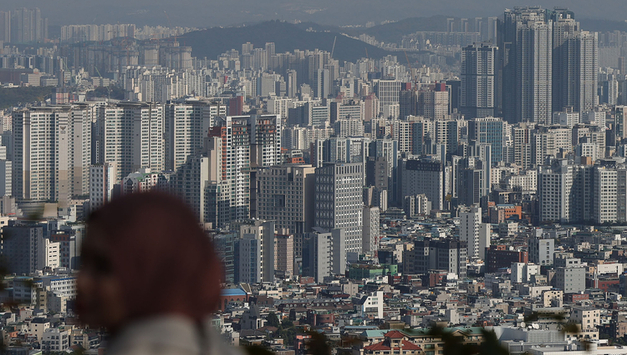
<box><xmin>460</xmin><ymin>206</ymin><xmax>490</xmax><ymax>260</ymax></box>
<box><xmin>164</xmin><ymin>100</ymin><xmax>226</xmax><ymax>171</ymax></box>
<box><xmin>89</xmin><ymin>162</ymin><xmax>117</xmax><ymax>213</ymax></box>
<box><xmin>101</xmin><ymin>102</ymin><xmax>164</xmax><ymax>181</ymax></box>
<box><xmin>593</xmin><ymin>166</ymin><xmax>618</xmax><ymax>224</ymax></box>
<box><xmin>12</xmin><ymin>106</ymin><xmax>91</xmax><ymax>204</ymax></box>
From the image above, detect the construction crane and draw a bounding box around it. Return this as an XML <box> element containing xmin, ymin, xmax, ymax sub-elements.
<box><xmin>364</xmin><ymin>47</ymin><xmax>378</xmax><ymax>72</ymax></box>
<box><xmin>330</xmin><ymin>36</ymin><xmax>337</xmax><ymax>58</ymax></box>
<box><xmin>94</xmin><ymin>66</ymin><xmax>110</xmax><ymax>101</ymax></box>
<box><xmin>164</xmin><ymin>11</ymin><xmax>177</xmax><ymax>44</ymax></box>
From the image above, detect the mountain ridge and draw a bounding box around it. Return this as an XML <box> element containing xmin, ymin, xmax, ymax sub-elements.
<box><xmin>179</xmin><ymin>20</ymin><xmax>392</xmax><ymax>63</ymax></box>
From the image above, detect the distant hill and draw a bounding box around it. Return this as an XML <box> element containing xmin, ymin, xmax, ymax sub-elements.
<box><xmin>294</xmin><ymin>16</ymin><xmax>451</xmax><ymax>45</ymax></box>
<box><xmin>359</xmin><ymin>16</ymin><xmax>450</xmax><ymax>44</ymax></box>
<box><xmin>179</xmin><ymin>21</ymin><xmax>391</xmax><ymax>63</ymax></box>
<box><xmin>0</xmin><ymin>86</ymin><xmax>54</xmax><ymax>109</ymax></box>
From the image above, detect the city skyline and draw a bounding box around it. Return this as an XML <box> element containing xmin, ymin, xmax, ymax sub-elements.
<box><xmin>2</xmin><ymin>3</ymin><xmax>627</xmax><ymax>355</ymax></box>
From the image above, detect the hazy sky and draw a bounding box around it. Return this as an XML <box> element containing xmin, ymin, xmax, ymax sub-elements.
<box><xmin>2</xmin><ymin>0</ymin><xmax>626</xmax><ymax>27</ymax></box>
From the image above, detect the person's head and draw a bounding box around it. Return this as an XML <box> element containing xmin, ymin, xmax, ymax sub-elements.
<box><xmin>77</xmin><ymin>192</ymin><xmax>223</xmax><ymax>331</ymax></box>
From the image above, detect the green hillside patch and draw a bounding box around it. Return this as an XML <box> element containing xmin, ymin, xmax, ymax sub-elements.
<box><xmin>0</xmin><ymin>86</ymin><xmax>55</xmax><ymax>109</ymax></box>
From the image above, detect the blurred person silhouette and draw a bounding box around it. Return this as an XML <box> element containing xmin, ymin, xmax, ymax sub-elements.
<box><xmin>77</xmin><ymin>191</ymin><xmax>241</xmax><ymax>355</ymax></box>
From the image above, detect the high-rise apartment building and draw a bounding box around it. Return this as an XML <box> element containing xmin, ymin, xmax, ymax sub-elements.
<box><xmin>0</xmin><ymin>146</ymin><xmax>12</xmax><ymax>198</ymax></box>
<box><xmin>1</xmin><ymin>222</ymin><xmax>46</xmax><ymax>275</ymax></box>
<box><xmin>99</xmin><ymin>102</ymin><xmax>164</xmax><ymax>181</ymax></box>
<box><xmin>551</xmin><ymin>11</ymin><xmax>598</xmax><ymax>113</ymax></box>
<box><xmin>512</xmin><ymin>123</ymin><xmax>534</xmax><ymax>169</ymax></box>
<box><xmin>399</xmin><ymin>89</ymin><xmax>418</xmax><ymax>120</ymax></box>
<box><xmin>537</xmin><ymin>159</ymin><xmax>594</xmax><ymax>224</ymax></box>
<box><xmin>551</xmin><ymin>9</ymin><xmax>579</xmax><ymax>113</ymax></box>
<box><xmin>303</xmin><ymin>228</ymin><xmax>346</xmax><ymax>283</ymax></box>
<box><xmin>10</xmin><ymin>8</ymin><xmax>47</xmax><ymax>43</ymax></box>
<box><xmin>461</xmin><ymin>43</ymin><xmax>496</xmax><ymax>118</ymax></box>
<box><xmin>468</xmin><ymin>117</ymin><xmax>504</xmax><ymax>164</ymax></box>
<box><xmin>418</xmin><ymin>83</ymin><xmax>449</xmax><ymax>120</ymax></box>
<box><xmin>457</xmin><ymin>155</ymin><xmax>491</xmax><ymax>208</ymax></box>
<box><xmin>211</xmin><ymin>114</ymin><xmax>281</xmax><ymax>222</ymax></box>
<box><xmin>531</xmin><ymin>126</ymin><xmax>572</xmax><ymax>166</ymax></box>
<box><xmin>375</xmin><ymin>80</ymin><xmax>402</xmax><ymax>116</ymax></box>
<box><xmin>403</xmin><ymin>194</ymin><xmax>431</xmax><ymax>217</ymax></box>
<box><xmin>13</xmin><ymin>106</ymin><xmax>91</xmax><ymax>204</ymax></box>
<box><xmin>501</xmin><ymin>7</ymin><xmax>597</xmax><ymax>122</ymax></box>
<box><xmin>237</xmin><ymin>220</ymin><xmax>275</xmax><ymax>284</ymax></box>
<box><xmin>314</xmin><ymin>162</ymin><xmax>364</xmax><ymax>259</ymax></box>
<box><xmin>314</xmin><ymin>68</ymin><xmax>331</xmax><ymax>98</ymax></box>
<box><xmin>256</xmin><ymin>164</ymin><xmax>316</xmax><ymax>235</ymax></box>
<box><xmin>362</xmin><ymin>206</ymin><xmax>380</xmax><ymax>253</ymax></box>
<box><xmin>165</xmin><ymin>100</ymin><xmax>226</xmax><ymax>171</ymax></box>
<box><xmin>0</xmin><ymin>11</ymin><xmax>10</xmax><ymax>43</ymax></box>
<box><xmin>213</xmin><ymin>232</ymin><xmax>237</xmax><ymax>283</ymax></box>
<box><xmin>400</xmin><ymin>158</ymin><xmax>446</xmax><ymax>211</ymax></box>
<box><xmin>274</xmin><ymin>234</ymin><xmax>294</xmax><ymax>278</ymax></box>
<box><xmin>538</xmin><ymin>160</ymin><xmax>576</xmax><ymax>224</ymax></box>
<box><xmin>170</xmin><ymin>136</ymin><xmax>229</xmax><ymax>227</ymax></box>
<box><xmin>616</xmin><ymin>106</ymin><xmax>627</xmax><ymax>141</ymax></box>
<box><xmin>593</xmin><ymin>166</ymin><xmax>619</xmax><ymax>224</ymax></box>
<box><xmin>460</xmin><ymin>206</ymin><xmax>491</xmax><ymax>260</ymax></box>
<box><xmin>88</xmin><ymin>163</ymin><xmax>117</xmax><ymax>213</ymax></box>
<box><xmin>500</xmin><ymin>7</ymin><xmax>553</xmax><ymax>124</ymax></box>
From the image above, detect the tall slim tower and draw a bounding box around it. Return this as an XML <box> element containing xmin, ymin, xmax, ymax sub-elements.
<box><xmin>501</xmin><ymin>7</ymin><xmax>553</xmax><ymax>124</ymax></box>
<box><xmin>551</xmin><ymin>9</ymin><xmax>579</xmax><ymax>113</ymax></box>
<box><xmin>576</xmin><ymin>31</ymin><xmax>599</xmax><ymax>112</ymax></box>
<box><xmin>461</xmin><ymin>43</ymin><xmax>496</xmax><ymax>118</ymax></box>
<box><xmin>0</xmin><ymin>11</ymin><xmax>10</xmax><ymax>43</ymax></box>
<box><xmin>551</xmin><ymin>10</ymin><xmax>598</xmax><ymax>113</ymax></box>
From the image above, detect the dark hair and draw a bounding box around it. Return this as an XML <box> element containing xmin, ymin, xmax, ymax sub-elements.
<box><xmin>83</xmin><ymin>191</ymin><xmax>223</xmax><ymax>323</ymax></box>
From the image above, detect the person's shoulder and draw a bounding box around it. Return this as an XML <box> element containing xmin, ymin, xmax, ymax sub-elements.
<box><xmin>108</xmin><ymin>341</ymin><xmax>201</xmax><ymax>355</ymax></box>
<box><xmin>106</xmin><ymin>316</ymin><xmax>201</xmax><ymax>355</ymax></box>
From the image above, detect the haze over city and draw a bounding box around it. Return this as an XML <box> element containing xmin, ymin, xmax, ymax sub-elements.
<box><xmin>0</xmin><ymin>0</ymin><xmax>626</xmax><ymax>26</ymax></box>
<box><xmin>2</xmin><ymin>2</ymin><xmax>627</xmax><ymax>355</ymax></box>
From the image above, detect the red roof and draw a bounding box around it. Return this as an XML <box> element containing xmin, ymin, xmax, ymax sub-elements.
<box><xmin>365</xmin><ymin>340</ymin><xmax>422</xmax><ymax>352</ymax></box>
<box><xmin>398</xmin><ymin>340</ymin><xmax>421</xmax><ymax>350</ymax></box>
<box><xmin>385</xmin><ymin>330</ymin><xmax>405</xmax><ymax>339</ymax></box>
<box><xmin>365</xmin><ymin>342</ymin><xmax>391</xmax><ymax>351</ymax></box>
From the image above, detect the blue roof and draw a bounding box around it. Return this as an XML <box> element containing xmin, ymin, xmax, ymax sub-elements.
<box><xmin>362</xmin><ymin>330</ymin><xmax>387</xmax><ymax>338</ymax></box>
<box><xmin>221</xmin><ymin>288</ymin><xmax>247</xmax><ymax>297</ymax></box>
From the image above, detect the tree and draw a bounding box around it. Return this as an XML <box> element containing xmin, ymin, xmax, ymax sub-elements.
<box><xmin>267</xmin><ymin>312</ymin><xmax>280</xmax><ymax>327</ymax></box>
<box><xmin>276</xmin><ymin>319</ymin><xmax>297</xmax><ymax>346</ymax></box>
